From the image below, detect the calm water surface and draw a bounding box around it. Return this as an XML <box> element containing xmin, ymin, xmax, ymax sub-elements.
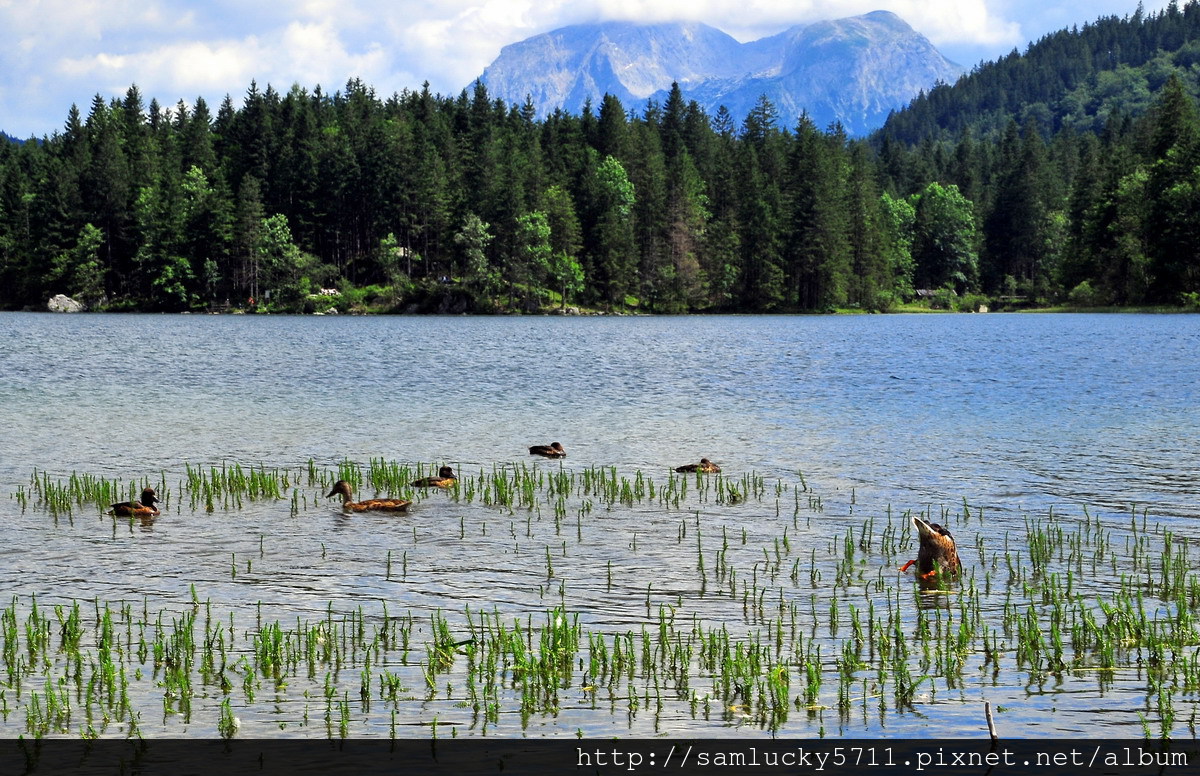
<box><xmin>2</xmin><ymin>311</ymin><xmax>1198</xmax><ymax>738</ymax></box>
<box><xmin>7</xmin><ymin>312</ymin><xmax>1198</xmax><ymax>514</ymax></box>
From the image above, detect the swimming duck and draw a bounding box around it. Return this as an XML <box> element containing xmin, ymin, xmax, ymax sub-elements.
<box><xmin>110</xmin><ymin>487</ymin><xmax>160</xmax><ymax>518</ymax></box>
<box><xmin>529</xmin><ymin>442</ymin><xmax>566</xmax><ymax>458</ymax></box>
<box><xmin>675</xmin><ymin>458</ymin><xmax>721</xmax><ymax>474</ymax></box>
<box><xmin>900</xmin><ymin>516</ymin><xmax>962</xmax><ymax>580</ymax></box>
<box><xmin>410</xmin><ymin>466</ymin><xmax>458</xmax><ymax>488</ymax></box>
<box><xmin>326</xmin><ymin>480</ymin><xmax>411</xmax><ymax>512</ymax></box>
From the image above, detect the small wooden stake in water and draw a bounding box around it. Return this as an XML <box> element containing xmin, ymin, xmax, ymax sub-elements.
<box><xmin>985</xmin><ymin>701</ymin><xmax>998</xmax><ymax>741</ymax></box>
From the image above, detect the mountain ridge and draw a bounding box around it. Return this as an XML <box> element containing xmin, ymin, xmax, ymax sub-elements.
<box><xmin>476</xmin><ymin>11</ymin><xmax>963</xmax><ymax>135</ymax></box>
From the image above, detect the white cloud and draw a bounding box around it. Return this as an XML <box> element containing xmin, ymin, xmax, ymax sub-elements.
<box><xmin>58</xmin><ymin>40</ymin><xmax>260</xmax><ymax>93</ymax></box>
<box><xmin>52</xmin><ymin>17</ymin><xmax>392</xmax><ymax>109</ymax></box>
<box><xmin>889</xmin><ymin>0</ymin><xmax>1023</xmax><ymax>47</ymax></box>
<box><xmin>3</xmin><ymin>0</ymin><xmax>184</xmax><ymax>49</ymax></box>
<box><xmin>0</xmin><ymin>0</ymin><xmax>1163</xmax><ymax>136</ymax></box>
<box><xmin>278</xmin><ymin>20</ymin><xmax>390</xmax><ymax>85</ymax></box>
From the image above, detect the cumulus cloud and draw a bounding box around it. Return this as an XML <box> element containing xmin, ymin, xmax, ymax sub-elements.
<box><xmin>0</xmin><ymin>0</ymin><xmax>1175</xmax><ymax>136</ymax></box>
<box><xmin>59</xmin><ymin>42</ymin><xmax>248</xmax><ymax>91</ymax></box>
<box><xmin>55</xmin><ymin>20</ymin><xmax>391</xmax><ymax>93</ymax></box>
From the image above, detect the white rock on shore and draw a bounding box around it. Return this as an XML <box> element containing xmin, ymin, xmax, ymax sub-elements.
<box><xmin>47</xmin><ymin>294</ymin><xmax>85</xmax><ymax>313</ymax></box>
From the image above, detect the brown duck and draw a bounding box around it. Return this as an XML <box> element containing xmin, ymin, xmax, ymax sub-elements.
<box><xmin>110</xmin><ymin>487</ymin><xmax>160</xmax><ymax>518</ymax></box>
<box><xmin>900</xmin><ymin>515</ymin><xmax>962</xmax><ymax>580</ymax></box>
<box><xmin>410</xmin><ymin>465</ymin><xmax>458</xmax><ymax>488</ymax></box>
<box><xmin>326</xmin><ymin>480</ymin><xmax>411</xmax><ymax>512</ymax></box>
<box><xmin>675</xmin><ymin>458</ymin><xmax>721</xmax><ymax>474</ymax></box>
<box><xmin>529</xmin><ymin>442</ymin><xmax>566</xmax><ymax>458</ymax></box>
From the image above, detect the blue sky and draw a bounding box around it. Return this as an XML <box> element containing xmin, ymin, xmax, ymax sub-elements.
<box><xmin>0</xmin><ymin>0</ymin><xmax>1169</xmax><ymax>138</ymax></box>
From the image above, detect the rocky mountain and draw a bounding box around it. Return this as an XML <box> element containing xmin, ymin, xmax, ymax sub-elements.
<box><xmin>476</xmin><ymin>11</ymin><xmax>963</xmax><ymax>136</ymax></box>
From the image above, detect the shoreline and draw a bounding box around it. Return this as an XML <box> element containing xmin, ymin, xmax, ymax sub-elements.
<box><xmin>17</xmin><ymin>304</ymin><xmax>1200</xmax><ymax>316</ymax></box>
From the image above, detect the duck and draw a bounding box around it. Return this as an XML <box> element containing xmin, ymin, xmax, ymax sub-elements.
<box><xmin>529</xmin><ymin>442</ymin><xmax>566</xmax><ymax>458</ymax></box>
<box><xmin>110</xmin><ymin>487</ymin><xmax>160</xmax><ymax>518</ymax></box>
<box><xmin>900</xmin><ymin>515</ymin><xmax>962</xmax><ymax>581</ymax></box>
<box><xmin>326</xmin><ymin>480</ymin><xmax>411</xmax><ymax>512</ymax></box>
<box><xmin>410</xmin><ymin>465</ymin><xmax>458</xmax><ymax>488</ymax></box>
<box><xmin>675</xmin><ymin>458</ymin><xmax>721</xmax><ymax>474</ymax></box>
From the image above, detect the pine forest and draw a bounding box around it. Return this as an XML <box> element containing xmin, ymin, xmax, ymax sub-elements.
<box><xmin>3</xmin><ymin>2</ymin><xmax>1200</xmax><ymax>314</ymax></box>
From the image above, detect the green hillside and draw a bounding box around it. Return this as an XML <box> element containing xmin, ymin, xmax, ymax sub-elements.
<box><xmin>871</xmin><ymin>2</ymin><xmax>1200</xmax><ymax>306</ymax></box>
<box><xmin>882</xmin><ymin>1</ymin><xmax>1200</xmax><ymax>143</ymax></box>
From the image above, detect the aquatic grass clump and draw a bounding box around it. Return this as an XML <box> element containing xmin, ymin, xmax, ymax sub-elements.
<box><xmin>8</xmin><ymin>456</ymin><xmax>1200</xmax><ymax>738</ymax></box>
<box><xmin>22</xmin><ymin>458</ymin><xmax>802</xmax><ymax>523</ymax></box>
<box><xmin>27</xmin><ymin>469</ymin><xmax>143</xmax><ymax>517</ymax></box>
<box><xmin>184</xmin><ymin>462</ymin><xmax>295</xmax><ymax>511</ymax></box>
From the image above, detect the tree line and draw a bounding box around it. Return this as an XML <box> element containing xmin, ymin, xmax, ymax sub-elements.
<box><xmin>2</xmin><ymin>5</ymin><xmax>1200</xmax><ymax>313</ymax></box>
<box><xmin>884</xmin><ymin>0</ymin><xmax>1200</xmax><ymax>144</ymax></box>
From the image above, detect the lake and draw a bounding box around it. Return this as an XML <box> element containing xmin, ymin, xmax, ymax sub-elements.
<box><xmin>2</xmin><ymin>311</ymin><xmax>1199</xmax><ymax>739</ymax></box>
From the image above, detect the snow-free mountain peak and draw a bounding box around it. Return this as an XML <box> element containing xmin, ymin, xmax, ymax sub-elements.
<box><xmin>476</xmin><ymin>11</ymin><xmax>962</xmax><ymax>135</ymax></box>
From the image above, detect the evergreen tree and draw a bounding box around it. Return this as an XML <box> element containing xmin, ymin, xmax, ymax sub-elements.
<box><xmin>1144</xmin><ymin>74</ymin><xmax>1200</xmax><ymax>299</ymax></box>
<box><xmin>6</xmin><ymin>33</ymin><xmax>1200</xmax><ymax>315</ymax></box>
<box><xmin>983</xmin><ymin>120</ymin><xmax>1053</xmax><ymax>296</ymax></box>
<box><xmin>733</xmin><ymin>97</ymin><xmax>785</xmax><ymax>310</ymax></box>
<box><xmin>81</xmin><ymin>95</ymin><xmax>132</xmax><ymax>295</ymax></box>
<box><xmin>846</xmin><ymin>142</ymin><xmax>890</xmax><ymax>309</ymax></box>
<box><xmin>785</xmin><ymin>115</ymin><xmax>849</xmax><ymax>310</ymax></box>
<box><xmin>542</xmin><ymin>185</ymin><xmax>584</xmax><ymax>308</ymax></box>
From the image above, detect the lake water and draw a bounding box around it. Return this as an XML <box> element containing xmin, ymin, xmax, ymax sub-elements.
<box><xmin>2</xmin><ymin>311</ymin><xmax>1199</xmax><ymax>739</ymax></box>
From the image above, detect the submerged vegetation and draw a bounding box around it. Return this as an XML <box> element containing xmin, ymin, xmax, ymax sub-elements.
<box><xmin>5</xmin><ymin>459</ymin><xmax>1199</xmax><ymax>738</ymax></box>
